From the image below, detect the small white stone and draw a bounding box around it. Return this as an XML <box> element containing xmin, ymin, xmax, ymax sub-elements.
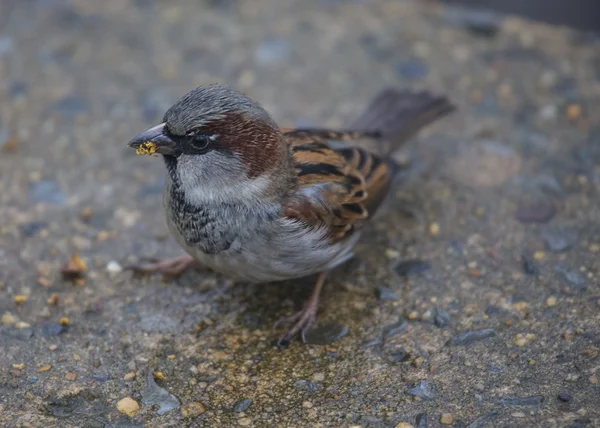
<box><xmin>106</xmin><ymin>261</ymin><xmax>123</xmax><ymax>274</ymax></box>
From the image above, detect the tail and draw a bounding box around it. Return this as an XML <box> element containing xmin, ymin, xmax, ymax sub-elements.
<box><xmin>350</xmin><ymin>88</ymin><xmax>455</xmax><ymax>156</ymax></box>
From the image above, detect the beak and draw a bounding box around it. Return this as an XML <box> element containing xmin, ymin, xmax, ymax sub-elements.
<box><xmin>128</xmin><ymin>123</ymin><xmax>177</xmax><ymax>155</ymax></box>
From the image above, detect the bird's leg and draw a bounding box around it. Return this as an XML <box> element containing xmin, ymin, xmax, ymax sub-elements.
<box><xmin>126</xmin><ymin>254</ymin><xmax>200</xmax><ymax>277</ymax></box>
<box><xmin>276</xmin><ymin>271</ymin><xmax>328</xmax><ymax>346</ymax></box>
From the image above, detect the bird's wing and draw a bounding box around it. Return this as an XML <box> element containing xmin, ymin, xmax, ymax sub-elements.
<box><xmin>282</xmin><ymin>133</ymin><xmax>393</xmax><ymax>243</ymax></box>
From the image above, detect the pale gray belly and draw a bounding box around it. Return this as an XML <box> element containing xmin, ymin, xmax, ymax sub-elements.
<box><xmin>166</xmin><ymin>210</ymin><xmax>360</xmax><ymax>282</ymax></box>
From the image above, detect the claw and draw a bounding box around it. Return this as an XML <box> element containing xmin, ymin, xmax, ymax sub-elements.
<box><xmin>275</xmin><ymin>304</ymin><xmax>318</xmax><ymax>346</ymax></box>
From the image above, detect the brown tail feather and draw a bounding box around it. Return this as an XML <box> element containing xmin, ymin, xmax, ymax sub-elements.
<box><xmin>350</xmin><ymin>88</ymin><xmax>455</xmax><ymax>156</ymax></box>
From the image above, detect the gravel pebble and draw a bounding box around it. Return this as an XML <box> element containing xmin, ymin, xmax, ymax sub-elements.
<box><xmin>501</xmin><ymin>395</ymin><xmax>545</xmax><ymax>406</ymax></box>
<box><xmin>181</xmin><ymin>402</ymin><xmax>206</xmax><ymax>418</ymax></box>
<box><xmin>466</xmin><ymin>412</ymin><xmax>499</xmax><ymax>428</ymax></box>
<box><xmin>448</xmin><ymin>329</ymin><xmax>496</xmax><ymax>346</ymax></box>
<box><xmin>406</xmin><ymin>381</ymin><xmax>436</xmax><ymax>400</ymax></box>
<box><xmin>558</xmin><ymin>393</ymin><xmax>572</xmax><ymax>402</ymax></box>
<box><xmin>393</xmin><ymin>260</ymin><xmax>431</xmax><ymax>277</ymax></box>
<box><xmin>542</xmin><ymin>227</ymin><xmax>579</xmax><ymax>252</ymax></box>
<box><xmin>294</xmin><ymin>379</ymin><xmax>318</xmax><ymax>393</ymax></box>
<box><xmin>141</xmin><ymin>372</ymin><xmax>181</xmax><ymax>415</ymax></box>
<box><xmin>415</xmin><ymin>413</ymin><xmax>428</xmax><ymax>428</ymax></box>
<box><xmin>515</xmin><ymin>199</ymin><xmax>556</xmax><ymax>224</ymax></box>
<box><xmin>556</xmin><ymin>266</ymin><xmax>587</xmax><ymax>290</ymax></box>
<box><xmin>117</xmin><ymin>397</ymin><xmax>140</xmax><ymax>417</ymax></box>
<box><xmin>440</xmin><ymin>413</ymin><xmax>454</xmax><ymax>425</ymax></box>
<box><xmin>383</xmin><ymin>319</ymin><xmax>408</xmax><ymax>340</ymax></box>
<box><xmin>376</xmin><ymin>286</ymin><xmax>398</xmax><ymax>301</ymax></box>
<box><xmin>433</xmin><ymin>308</ymin><xmax>451</xmax><ymax>327</ymax></box>
<box><xmin>234</xmin><ymin>398</ymin><xmax>253</xmax><ymax>413</ymax></box>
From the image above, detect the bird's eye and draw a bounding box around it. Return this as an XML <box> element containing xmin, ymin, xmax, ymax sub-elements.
<box><xmin>189</xmin><ymin>134</ymin><xmax>211</xmax><ymax>151</ymax></box>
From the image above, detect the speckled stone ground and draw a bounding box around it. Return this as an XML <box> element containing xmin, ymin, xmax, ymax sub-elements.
<box><xmin>1</xmin><ymin>1</ymin><xmax>599</xmax><ymax>427</ymax></box>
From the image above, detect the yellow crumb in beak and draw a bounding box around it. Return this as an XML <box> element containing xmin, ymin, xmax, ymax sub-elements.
<box><xmin>136</xmin><ymin>141</ymin><xmax>157</xmax><ymax>155</ymax></box>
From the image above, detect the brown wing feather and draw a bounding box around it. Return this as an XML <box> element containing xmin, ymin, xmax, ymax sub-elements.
<box><xmin>335</xmin><ymin>146</ymin><xmax>394</xmax><ymax>217</ymax></box>
<box><xmin>283</xmin><ymin>135</ymin><xmax>391</xmax><ymax>243</ymax></box>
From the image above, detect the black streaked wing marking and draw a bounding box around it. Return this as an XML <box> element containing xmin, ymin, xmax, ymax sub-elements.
<box><xmin>296</xmin><ymin>162</ymin><xmax>344</xmax><ymax>177</ymax></box>
<box><xmin>342</xmin><ymin>203</ymin><xmax>366</xmax><ymax>215</ymax></box>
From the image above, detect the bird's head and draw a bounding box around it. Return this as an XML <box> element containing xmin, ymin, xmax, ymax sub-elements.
<box><xmin>128</xmin><ymin>84</ymin><xmax>292</xmax><ymax>204</ymax></box>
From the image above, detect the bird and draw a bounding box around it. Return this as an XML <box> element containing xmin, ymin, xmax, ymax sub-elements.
<box><xmin>127</xmin><ymin>83</ymin><xmax>454</xmax><ymax>346</ymax></box>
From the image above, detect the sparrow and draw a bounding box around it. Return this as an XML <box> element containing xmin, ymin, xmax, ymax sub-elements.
<box><xmin>127</xmin><ymin>84</ymin><xmax>454</xmax><ymax>345</ymax></box>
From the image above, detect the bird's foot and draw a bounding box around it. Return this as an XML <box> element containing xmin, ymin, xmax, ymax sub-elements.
<box><xmin>126</xmin><ymin>254</ymin><xmax>199</xmax><ymax>277</ymax></box>
<box><xmin>275</xmin><ymin>302</ymin><xmax>319</xmax><ymax>347</ymax></box>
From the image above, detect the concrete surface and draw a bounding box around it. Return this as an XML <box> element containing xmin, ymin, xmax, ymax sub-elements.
<box><xmin>0</xmin><ymin>0</ymin><xmax>599</xmax><ymax>427</ymax></box>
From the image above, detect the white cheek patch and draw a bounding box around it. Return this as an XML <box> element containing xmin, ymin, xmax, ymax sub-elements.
<box><xmin>176</xmin><ymin>154</ymin><xmax>272</xmax><ymax>206</ymax></box>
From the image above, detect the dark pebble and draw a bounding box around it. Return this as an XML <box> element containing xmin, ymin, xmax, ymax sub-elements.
<box><xmin>522</xmin><ymin>255</ymin><xmax>540</xmax><ymax>275</ymax></box>
<box><xmin>304</xmin><ymin>324</ymin><xmax>348</xmax><ymax>345</ymax></box>
<box><xmin>382</xmin><ymin>319</ymin><xmax>408</xmax><ymax>340</ymax></box>
<box><xmin>294</xmin><ymin>379</ymin><xmax>318</xmax><ymax>393</ymax></box>
<box><xmin>448</xmin><ymin>239</ymin><xmax>464</xmax><ymax>255</ymax></box>
<box><xmin>434</xmin><ymin>308</ymin><xmax>451</xmax><ymax>327</ymax></box>
<box><xmin>92</xmin><ymin>372</ymin><xmax>110</xmax><ymax>382</ymax></box>
<box><xmin>556</xmin><ymin>266</ymin><xmax>587</xmax><ymax>290</ymax></box>
<box><xmin>393</xmin><ymin>259</ymin><xmax>431</xmax><ymax>277</ymax></box>
<box><xmin>448</xmin><ymin>328</ymin><xmax>496</xmax><ymax>346</ymax></box>
<box><xmin>558</xmin><ymin>392</ymin><xmax>572</xmax><ymax>402</ymax></box>
<box><xmin>464</xmin><ymin>10</ymin><xmax>501</xmax><ymax>37</ymax></box>
<box><xmin>570</xmin><ymin>418</ymin><xmax>591</xmax><ymax>428</ymax></box>
<box><xmin>376</xmin><ymin>286</ymin><xmax>398</xmax><ymax>301</ymax></box>
<box><xmin>406</xmin><ymin>381</ymin><xmax>436</xmax><ymax>400</ymax></box>
<box><xmin>396</xmin><ymin>58</ymin><xmax>428</xmax><ymax>79</ymax></box>
<box><xmin>20</xmin><ymin>222</ymin><xmax>48</xmax><ymax>237</ymax></box>
<box><xmin>487</xmin><ymin>365</ymin><xmax>502</xmax><ymax>373</ymax></box>
<box><xmin>555</xmin><ymin>353</ymin><xmax>572</xmax><ymax>364</ymax></box>
<box><xmin>415</xmin><ymin>413</ymin><xmax>428</xmax><ymax>428</ymax></box>
<box><xmin>388</xmin><ymin>348</ymin><xmax>412</xmax><ymax>363</ymax></box>
<box><xmin>466</xmin><ymin>412</ymin><xmax>499</xmax><ymax>428</ymax></box>
<box><xmin>501</xmin><ymin>395</ymin><xmax>544</xmax><ymax>406</ymax></box>
<box><xmin>124</xmin><ymin>303</ymin><xmax>138</xmax><ymax>314</ymax></box>
<box><xmin>29</xmin><ymin>180</ymin><xmax>66</xmax><ymax>204</ymax></box>
<box><xmin>542</xmin><ymin>227</ymin><xmax>579</xmax><ymax>252</ymax></box>
<box><xmin>515</xmin><ymin>200</ymin><xmax>555</xmax><ymax>224</ymax></box>
<box><xmin>54</xmin><ymin>95</ymin><xmax>88</xmax><ymax>117</ymax></box>
<box><xmin>233</xmin><ymin>398</ymin><xmax>253</xmax><ymax>413</ymax></box>
<box><xmin>40</xmin><ymin>322</ymin><xmax>67</xmax><ymax>338</ymax></box>
<box><xmin>360</xmin><ymin>338</ymin><xmax>382</xmax><ymax>349</ymax></box>
<box><xmin>27</xmin><ymin>377</ymin><xmax>39</xmax><ymax>384</ymax></box>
